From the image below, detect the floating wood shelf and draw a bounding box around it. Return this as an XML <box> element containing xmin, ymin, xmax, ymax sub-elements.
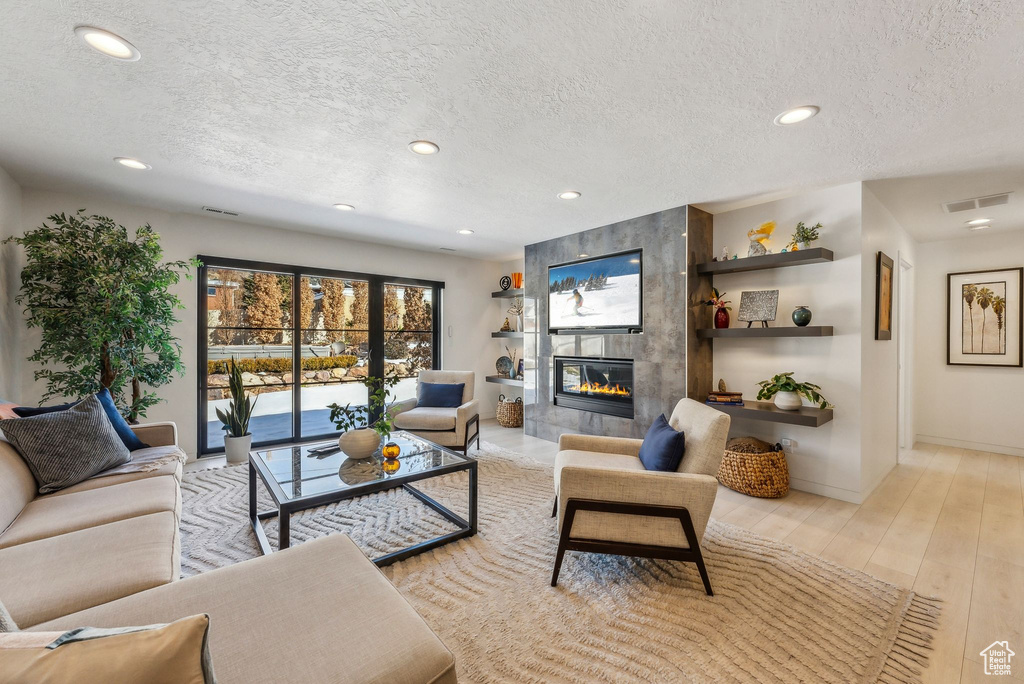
<box><xmin>696</xmin><ymin>248</ymin><xmax>834</xmax><ymax>275</ymax></box>
<box><xmin>708</xmin><ymin>400</ymin><xmax>833</xmax><ymax>427</ymax></box>
<box><xmin>491</xmin><ymin>331</ymin><xmax>524</xmax><ymax>338</ymax></box>
<box><xmin>491</xmin><ymin>288</ymin><xmax>524</xmax><ymax>298</ymax></box>
<box><xmin>696</xmin><ymin>326</ymin><xmax>834</xmax><ymax>339</ymax></box>
<box><xmin>485</xmin><ymin>375</ymin><xmax>523</xmax><ymax>387</ymax></box>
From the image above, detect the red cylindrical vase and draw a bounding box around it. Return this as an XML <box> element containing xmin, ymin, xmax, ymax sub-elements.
<box><xmin>714</xmin><ymin>307</ymin><xmax>730</xmax><ymax>329</ymax></box>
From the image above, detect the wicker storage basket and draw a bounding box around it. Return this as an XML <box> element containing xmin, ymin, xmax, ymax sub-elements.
<box><xmin>496</xmin><ymin>394</ymin><xmax>524</xmax><ymax>428</ymax></box>
<box><xmin>717</xmin><ymin>436</ymin><xmax>790</xmax><ymax>498</ymax></box>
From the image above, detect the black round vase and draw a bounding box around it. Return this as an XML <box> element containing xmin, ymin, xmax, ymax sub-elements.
<box><xmin>792</xmin><ymin>306</ymin><xmax>812</xmax><ymax>327</ymax></box>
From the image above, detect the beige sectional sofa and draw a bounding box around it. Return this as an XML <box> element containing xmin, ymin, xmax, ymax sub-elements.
<box><xmin>0</xmin><ymin>422</ymin><xmax>457</xmax><ymax>683</ymax></box>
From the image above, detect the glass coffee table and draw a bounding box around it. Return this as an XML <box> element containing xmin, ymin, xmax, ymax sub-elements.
<box><xmin>249</xmin><ymin>430</ymin><xmax>477</xmax><ymax>566</ymax></box>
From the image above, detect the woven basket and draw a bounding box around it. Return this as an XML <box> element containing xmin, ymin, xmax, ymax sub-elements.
<box><xmin>496</xmin><ymin>394</ymin><xmax>524</xmax><ymax>428</ymax></box>
<box><xmin>717</xmin><ymin>436</ymin><xmax>790</xmax><ymax>498</ymax></box>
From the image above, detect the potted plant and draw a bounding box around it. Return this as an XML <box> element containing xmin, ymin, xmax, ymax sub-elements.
<box><xmin>756</xmin><ymin>372</ymin><xmax>832</xmax><ymax>411</ymax></box>
<box><xmin>788</xmin><ymin>222</ymin><xmax>822</xmax><ymax>251</ymax></box>
<box><xmin>216</xmin><ymin>358</ymin><xmax>258</xmax><ymax>464</ymax></box>
<box><xmin>704</xmin><ymin>288</ymin><xmax>732</xmax><ymax>329</ymax></box>
<box><xmin>328</xmin><ymin>375</ymin><xmax>401</xmax><ymax>459</ymax></box>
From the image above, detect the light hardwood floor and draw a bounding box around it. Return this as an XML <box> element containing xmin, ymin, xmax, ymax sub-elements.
<box><xmin>191</xmin><ymin>420</ymin><xmax>1022</xmax><ymax>682</ymax></box>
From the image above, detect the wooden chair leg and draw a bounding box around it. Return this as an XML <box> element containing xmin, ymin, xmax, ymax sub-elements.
<box><xmin>550</xmin><ymin>502</ymin><xmax>577</xmax><ymax>586</ymax></box>
<box><xmin>551</xmin><ymin>496</ymin><xmax>557</xmax><ymax>518</ymax></box>
<box><xmin>693</xmin><ymin>547</ymin><xmax>714</xmax><ymax>596</ymax></box>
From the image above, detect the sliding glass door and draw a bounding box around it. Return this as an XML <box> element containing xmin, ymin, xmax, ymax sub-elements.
<box><xmin>198</xmin><ymin>257</ymin><xmax>442</xmax><ymax>456</ymax></box>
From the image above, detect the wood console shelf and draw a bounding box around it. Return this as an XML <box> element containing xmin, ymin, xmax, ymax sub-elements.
<box><xmin>491</xmin><ymin>331</ymin><xmax>524</xmax><ymax>338</ymax></box>
<box><xmin>696</xmin><ymin>326</ymin><xmax>833</xmax><ymax>339</ymax></box>
<box><xmin>485</xmin><ymin>375</ymin><xmax>523</xmax><ymax>387</ymax></box>
<box><xmin>491</xmin><ymin>288</ymin><xmax>524</xmax><ymax>298</ymax></box>
<box><xmin>708</xmin><ymin>400</ymin><xmax>833</xmax><ymax>427</ymax></box>
<box><xmin>696</xmin><ymin>248</ymin><xmax>834</xmax><ymax>276</ymax></box>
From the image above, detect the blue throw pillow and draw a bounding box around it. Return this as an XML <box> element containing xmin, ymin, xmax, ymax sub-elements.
<box><xmin>417</xmin><ymin>382</ymin><xmax>465</xmax><ymax>408</ymax></box>
<box><xmin>638</xmin><ymin>414</ymin><xmax>686</xmax><ymax>472</ymax></box>
<box><xmin>12</xmin><ymin>390</ymin><xmax>149</xmax><ymax>451</ymax></box>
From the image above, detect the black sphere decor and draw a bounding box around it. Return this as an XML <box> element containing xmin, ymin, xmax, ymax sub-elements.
<box><xmin>499</xmin><ymin>275</ymin><xmax>512</xmax><ymax>290</ymax></box>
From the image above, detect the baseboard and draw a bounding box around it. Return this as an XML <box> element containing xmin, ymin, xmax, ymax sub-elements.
<box><xmin>916</xmin><ymin>434</ymin><xmax>1024</xmax><ymax>458</ymax></box>
<box><xmin>788</xmin><ymin>477</ymin><xmax>864</xmax><ymax>505</ymax></box>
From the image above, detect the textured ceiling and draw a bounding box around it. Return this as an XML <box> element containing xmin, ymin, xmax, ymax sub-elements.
<box><xmin>1</xmin><ymin>1</ymin><xmax>1023</xmax><ymax>258</ymax></box>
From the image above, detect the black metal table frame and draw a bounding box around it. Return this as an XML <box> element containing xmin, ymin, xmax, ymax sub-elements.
<box><xmin>248</xmin><ymin>441</ymin><xmax>478</xmax><ymax>567</ymax></box>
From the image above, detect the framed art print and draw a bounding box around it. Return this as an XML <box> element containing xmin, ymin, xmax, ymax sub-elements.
<box><xmin>875</xmin><ymin>252</ymin><xmax>894</xmax><ymax>340</ymax></box>
<box><xmin>947</xmin><ymin>267</ymin><xmax>1023</xmax><ymax>367</ymax></box>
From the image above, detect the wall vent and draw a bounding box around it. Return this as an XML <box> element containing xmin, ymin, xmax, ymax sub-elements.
<box><xmin>943</xmin><ymin>192</ymin><xmax>1011</xmax><ymax>213</ymax></box>
<box><xmin>439</xmin><ymin>247</ymin><xmax>457</xmax><ymax>252</ymax></box>
<box><xmin>201</xmin><ymin>206</ymin><xmax>240</xmax><ymax>217</ymax></box>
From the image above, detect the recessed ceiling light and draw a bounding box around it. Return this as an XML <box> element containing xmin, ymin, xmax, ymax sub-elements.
<box><xmin>773</xmin><ymin>105</ymin><xmax>820</xmax><ymax>126</ymax></box>
<box><xmin>965</xmin><ymin>218</ymin><xmax>992</xmax><ymax>226</ymax></box>
<box><xmin>74</xmin><ymin>26</ymin><xmax>140</xmax><ymax>61</ymax></box>
<box><xmin>967</xmin><ymin>225</ymin><xmax>989</xmax><ymax>232</ymax></box>
<box><xmin>114</xmin><ymin>157</ymin><xmax>150</xmax><ymax>170</ymax></box>
<box><xmin>577</xmin><ymin>253</ymin><xmax>589</xmax><ymax>258</ymax></box>
<box><xmin>457</xmin><ymin>229</ymin><xmax>474</xmax><ymax>235</ymax></box>
<box><xmin>333</xmin><ymin>203</ymin><xmax>354</xmax><ymax>211</ymax></box>
<box><xmin>558</xmin><ymin>191</ymin><xmax>581</xmax><ymax>200</ymax></box>
<box><xmin>408</xmin><ymin>140</ymin><xmax>439</xmax><ymax>155</ymax></box>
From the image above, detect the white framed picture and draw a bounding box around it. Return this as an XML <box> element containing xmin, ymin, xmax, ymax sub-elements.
<box><xmin>947</xmin><ymin>267</ymin><xmax>1023</xmax><ymax>367</ymax></box>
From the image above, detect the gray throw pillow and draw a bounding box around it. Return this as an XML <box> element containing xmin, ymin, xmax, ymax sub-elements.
<box><xmin>0</xmin><ymin>394</ymin><xmax>130</xmax><ymax>494</ymax></box>
<box><xmin>0</xmin><ymin>598</ymin><xmax>17</xmax><ymax>632</ymax></box>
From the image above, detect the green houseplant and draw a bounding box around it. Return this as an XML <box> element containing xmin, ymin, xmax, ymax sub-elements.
<box><xmin>4</xmin><ymin>211</ymin><xmax>198</xmax><ymax>421</ymax></box>
<box><xmin>756</xmin><ymin>372</ymin><xmax>832</xmax><ymax>411</ymax></box>
<box><xmin>327</xmin><ymin>374</ymin><xmax>402</xmax><ymax>459</ymax></box>
<box><xmin>788</xmin><ymin>222</ymin><xmax>822</xmax><ymax>251</ymax></box>
<box><xmin>215</xmin><ymin>358</ymin><xmax>259</xmax><ymax>464</ymax></box>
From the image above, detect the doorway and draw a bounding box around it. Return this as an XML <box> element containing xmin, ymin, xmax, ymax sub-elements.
<box><xmin>897</xmin><ymin>255</ymin><xmax>914</xmax><ymax>451</ymax></box>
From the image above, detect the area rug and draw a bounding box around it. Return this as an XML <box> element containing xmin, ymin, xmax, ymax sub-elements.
<box><xmin>180</xmin><ymin>442</ymin><xmax>939</xmax><ymax>683</ymax></box>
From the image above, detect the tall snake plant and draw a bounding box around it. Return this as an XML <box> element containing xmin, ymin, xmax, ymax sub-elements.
<box><xmin>215</xmin><ymin>358</ymin><xmax>258</xmax><ymax>438</ymax></box>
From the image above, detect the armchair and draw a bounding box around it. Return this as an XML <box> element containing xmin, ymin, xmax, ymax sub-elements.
<box><xmin>392</xmin><ymin>370</ymin><xmax>481</xmax><ymax>453</ymax></box>
<box><xmin>551</xmin><ymin>398</ymin><xmax>730</xmax><ymax>594</ymax></box>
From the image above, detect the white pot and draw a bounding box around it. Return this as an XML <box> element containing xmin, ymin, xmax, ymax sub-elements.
<box><xmin>796</xmin><ymin>241</ymin><xmax>810</xmax><ymax>251</ymax></box>
<box><xmin>773</xmin><ymin>391</ymin><xmax>803</xmax><ymax>411</ymax></box>
<box><xmin>338</xmin><ymin>429</ymin><xmax>381</xmax><ymax>460</ymax></box>
<box><xmin>224</xmin><ymin>434</ymin><xmax>252</xmax><ymax>465</ymax></box>
<box><xmin>517</xmin><ymin>314</ymin><xmax>524</xmax><ymax>332</ymax></box>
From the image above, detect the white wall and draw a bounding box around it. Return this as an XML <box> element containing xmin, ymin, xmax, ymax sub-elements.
<box><xmin>712</xmin><ymin>183</ymin><xmax>867</xmax><ymax>501</ymax></box>
<box><xmin>914</xmin><ymin>230</ymin><xmax>1024</xmax><ymax>456</ymax></box>
<box><xmin>0</xmin><ymin>165</ymin><xmax>23</xmax><ymax>401</ymax></box>
<box><xmin>13</xmin><ymin>189</ymin><xmax>506</xmax><ymax>458</ymax></box>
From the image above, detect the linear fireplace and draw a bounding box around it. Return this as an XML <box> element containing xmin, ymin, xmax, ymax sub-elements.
<box><xmin>553</xmin><ymin>356</ymin><xmax>634</xmax><ymax>418</ymax></box>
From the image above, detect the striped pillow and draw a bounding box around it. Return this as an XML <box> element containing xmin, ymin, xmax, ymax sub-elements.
<box><xmin>0</xmin><ymin>395</ymin><xmax>130</xmax><ymax>494</ymax></box>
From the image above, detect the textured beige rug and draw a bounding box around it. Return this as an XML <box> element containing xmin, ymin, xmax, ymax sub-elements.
<box><xmin>180</xmin><ymin>442</ymin><xmax>939</xmax><ymax>683</ymax></box>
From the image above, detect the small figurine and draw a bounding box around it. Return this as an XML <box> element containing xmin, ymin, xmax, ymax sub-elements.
<box><xmin>718</xmin><ymin>378</ymin><xmax>728</xmax><ymax>392</ymax></box>
<box><xmin>499</xmin><ymin>318</ymin><xmax>512</xmax><ymax>332</ymax></box>
<box><xmin>747</xmin><ymin>221</ymin><xmax>775</xmax><ymax>257</ymax></box>
<box><xmin>720</xmin><ymin>246</ymin><xmax>730</xmax><ymax>262</ymax></box>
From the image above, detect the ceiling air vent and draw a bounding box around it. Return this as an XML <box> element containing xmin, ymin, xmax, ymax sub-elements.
<box><xmin>943</xmin><ymin>192</ymin><xmax>1012</xmax><ymax>213</ymax></box>
<box><xmin>439</xmin><ymin>247</ymin><xmax>457</xmax><ymax>252</ymax></box>
<box><xmin>201</xmin><ymin>206</ymin><xmax>240</xmax><ymax>217</ymax></box>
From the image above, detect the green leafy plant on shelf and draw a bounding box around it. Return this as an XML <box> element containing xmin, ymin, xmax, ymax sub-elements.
<box><xmin>215</xmin><ymin>358</ymin><xmax>258</xmax><ymax>438</ymax></box>
<box><xmin>327</xmin><ymin>374</ymin><xmax>402</xmax><ymax>441</ymax></box>
<box><xmin>755</xmin><ymin>372</ymin><xmax>833</xmax><ymax>409</ymax></box>
<box><xmin>788</xmin><ymin>222</ymin><xmax>822</xmax><ymax>249</ymax></box>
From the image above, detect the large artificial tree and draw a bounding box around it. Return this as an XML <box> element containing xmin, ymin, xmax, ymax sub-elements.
<box><xmin>5</xmin><ymin>210</ymin><xmax>197</xmax><ymax>421</ymax></box>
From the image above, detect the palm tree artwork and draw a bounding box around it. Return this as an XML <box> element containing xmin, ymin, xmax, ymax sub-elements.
<box><xmin>977</xmin><ymin>286</ymin><xmax>993</xmax><ymax>352</ymax></box>
<box><xmin>991</xmin><ymin>294</ymin><xmax>1006</xmax><ymax>353</ymax></box>
<box><xmin>962</xmin><ymin>284</ymin><xmax>977</xmax><ymax>352</ymax></box>
<box><xmin>961</xmin><ymin>281</ymin><xmax>1007</xmax><ymax>355</ymax></box>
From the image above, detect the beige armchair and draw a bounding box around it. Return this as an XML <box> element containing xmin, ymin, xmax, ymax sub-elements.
<box><xmin>392</xmin><ymin>370</ymin><xmax>480</xmax><ymax>453</ymax></box>
<box><xmin>551</xmin><ymin>398</ymin><xmax>731</xmax><ymax>594</ymax></box>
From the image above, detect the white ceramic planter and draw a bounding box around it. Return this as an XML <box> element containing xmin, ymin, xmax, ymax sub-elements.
<box><xmin>224</xmin><ymin>434</ymin><xmax>252</xmax><ymax>465</ymax></box>
<box><xmin>796</xmin><ymin>241</ymin><xmax>810</xmax><ymax>251</ymax></box>
<box><xmin>773</xmin><ymin>391</ymin><xmax>803</xmax><ymax>411</ymax></box>
<box><xmin>338</xmin><ymin>429</ymin><xmax>381</xmax><ymax>460</ymax></box>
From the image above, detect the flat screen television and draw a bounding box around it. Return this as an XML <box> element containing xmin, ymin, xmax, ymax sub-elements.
<box><xmin>547</xmin><ymin>249</ymin><xmax>643</xmax><ymax>334</ymax></box>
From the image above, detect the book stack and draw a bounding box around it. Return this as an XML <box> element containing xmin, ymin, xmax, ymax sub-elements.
<box><xmin>706</xmin><ymin>391</ymin><xmax>743</xmax><ymax>407</ymax></box>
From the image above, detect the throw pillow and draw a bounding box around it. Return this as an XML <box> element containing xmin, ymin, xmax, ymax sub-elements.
<box><xmin>0</xmin><ymin>402</ymin><xmax>20</xmax><ymax>420</ymax></box>
<box><xmin>638</xmin><ymin>413</ymin><xmax>686</xmax><ymax>472</ymax></box>
<box><xmin>417</xmin><ymin>382</ymin><xmax>465</xmax><ymax>408</ymax></box>
<box><xmin>0</xmin><ymin>598</ymin><xmax>17</xmax><ymax>632</ymax></box>
<box><xmin>0</xmin><ymin>614</ymin><xmax>216</xmax><ymax>684</ymax></box>
<box><xmin>12</xmin><ymin>391</ymin><xmax>149</xmax><ymax>451</ymax></box>
<box><xmin>0</xmin><ymin>395</ymin><xmax>131</xmax><ymax>494</ymax></box>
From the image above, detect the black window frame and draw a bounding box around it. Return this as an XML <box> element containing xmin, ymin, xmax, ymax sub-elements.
<box><xmin>197</xmin><ymin>255</ymin><xmax>443</xmax><ymax>457</ymax></box>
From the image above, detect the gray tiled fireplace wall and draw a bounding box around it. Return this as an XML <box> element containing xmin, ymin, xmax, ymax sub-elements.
<box><xmin>523</xmin><ymin>206</ymin><xmax>688</xmax><ymax>441</ymax></box>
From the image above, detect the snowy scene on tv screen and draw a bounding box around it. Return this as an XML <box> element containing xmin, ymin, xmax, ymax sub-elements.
<box><xmin>548</xmin><ymin>252</ymin><xmax>641</xmax><ymax>330</ymax></box>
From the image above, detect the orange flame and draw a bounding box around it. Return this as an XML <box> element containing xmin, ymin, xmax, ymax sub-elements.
<box><xmin>577</xmin><ymin>382</ymin><xmax>632</xmax><ymax>397</ymax></box>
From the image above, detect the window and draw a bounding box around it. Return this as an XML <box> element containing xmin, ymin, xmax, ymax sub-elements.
<box><xmin>198</xmin><ymin>257</ymin><xmax>442</xmax><ymax>455</ymax></box>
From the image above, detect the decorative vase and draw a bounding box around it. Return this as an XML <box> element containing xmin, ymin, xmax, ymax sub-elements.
<box><xmin>224</xmin><ymin>434</ymin><xmax>252</xmax><ymax>465</ymax></box>
<box><xmin>797</xmin><ymin>241</ymin><xmax>810</xmax><ymax>251</ymax></box>
<box><xmin>381</xmin><ymin>441</ymin><xmax>401</xmax><ymax>460</ymax></box>
<box><xmin>517</xmin><ymin>314</ymin><xmax>524</xmax><ymax>332</ymax></box>
<box><xmin>338</xmin><ymin>429</ymin><xmax>381</xmax><ymax>460</ymax></box>
<box><xmin>714</xmin><ymin>307</ymin><xmax>730</xmax><ymax>329</ymax></box>
<box><xmin>792</xmin><ymin>306</ymin><xmax>812</xmax><ymax>327</ymax></box>
<box><xmin>773</xmin><ymin>391</ymin><xmax>802</xmax><ymax>411</ymax></box>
